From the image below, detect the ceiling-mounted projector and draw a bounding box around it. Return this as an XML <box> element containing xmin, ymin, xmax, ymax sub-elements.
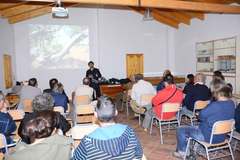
<box><xmin>52</xmin><ymin>0</ymin><xmax>68</xmax><ymax>18</ymax></box>
<box><xmin>52</xmin><ymin>7</ymin><xmax>68</xmax><ymax>18</ymax></box>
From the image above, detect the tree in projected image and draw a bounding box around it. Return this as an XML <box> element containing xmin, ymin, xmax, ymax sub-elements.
<box><xmin>29</xmin><ymin>24</ymin><xmax>90</xmax><ymax>69</ymax></box>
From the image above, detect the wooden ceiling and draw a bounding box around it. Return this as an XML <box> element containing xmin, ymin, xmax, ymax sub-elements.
<box><xmin>0</xmin><ymin>0</ymin><xmax>240</xmax><ymax>28</ymax></box>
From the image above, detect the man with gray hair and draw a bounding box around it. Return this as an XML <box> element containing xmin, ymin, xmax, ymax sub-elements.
<box><xmin>18</xmin><ymin>93</ymin><xmax>71</xmax><ymax>144</ymax></box>
<box><xmin>181</xmin><ymin>73</ymin><xmax>211</xmax><ymax>116</ymax></box>
<box><xmin>72</xmin><ymin>77</ymin><xmax>95</xmax><ymax>101</ymax></box>
<box><xmin>130</xmin><ymin>74</ymin><xmax>156</xmax><ymax>114</ymax></box>
<box><xmin>73</xmin><ymin>96</ymin><xmax>143</xmax><ymax>160</ymax></box>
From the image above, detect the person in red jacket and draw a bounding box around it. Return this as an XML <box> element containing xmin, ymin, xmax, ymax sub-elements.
<box><xmin>142</xmin><ymin>74</ymin><xmax>183</xmax><ymax>130</ymax></box>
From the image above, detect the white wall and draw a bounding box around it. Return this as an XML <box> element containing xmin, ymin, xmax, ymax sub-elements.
<box><xmin>175</xmin><ymin>14</ymin><xmax>240</xmax><ymax>75</ymax></box>
<box><xmin>13</xmin><ymin>7</ymin><xmax>176</xmax><ymax>95</ymax></box>
<box><xmin>0</xmin><ymin>19</ymin><xmax>15</xmax><ymax>92</ymax></box>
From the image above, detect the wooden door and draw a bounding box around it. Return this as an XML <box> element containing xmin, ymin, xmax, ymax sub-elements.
<box><xmin>126</xmin><ymin>54</ymin><xmax>144</xmax><ymax>78</ymax></box>
<box><xmin>3</xmin><ymin>54</ymin><xmax>13</xmax><ymax>89</ymax></box>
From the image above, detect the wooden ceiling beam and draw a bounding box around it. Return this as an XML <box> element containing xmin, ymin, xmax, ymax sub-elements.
<box><xmin>23</xmin><ymin>0</ymin><xmax>240</xmax><ymax>13</ymax></box>
<box><xmin>7</xmin><ymin>3</ymin><xmax>79</xmax><ymax>24</ymax></box>
<box><xmin>8</xmin><ymin>6</ymin><xmax>51</xmax><ymax>24</ymax></box>
<box><xmin>154</xmin><ymin>9</ymin><xmax>191</xmax><ymax>25</ymax></box>
<box><xmin>22</xmin><ymin>0</ymin><xmax>139</xmax><ymax>6</ymax></box>
<box><xmin>184</xmin><ymin>11</ymin><xmax>205</xmax><ymax>20</ymax></box>
<box><xmin>132</xmin><ymin>8</ymin><xmax>179</xmax><ymax>28</ymax></box>
<box><xmin>141</xmin><ymin>0</ymin><xmax>240</xmax><ymax>14</ymax></box>
<box><xmin>1</xmin><ymin>4</ymin><xmax>46</xmax><ymax>18</ymax></box>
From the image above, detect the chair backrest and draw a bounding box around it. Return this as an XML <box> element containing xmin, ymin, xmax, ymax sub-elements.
<box><xmin>210</xmin><ymin>119</ymin><xmax>235</xmax><ymax>144</ymax></box>
<box><xmin>8</xmin><ymin>110</ymin><xmax>24</xmax><ymax>121</ymax></box>
<box><xmin>53</xmin><ymin>106</ymin><xmax>65</xmax><ymax>114</ymax></box>
<box><xmin>75</xmin><ymin>95</ymin><xmax>91</xmax><ymax>105</ymax></box>
<box><xmin>140</xmin><ymin>94</ymin><xmax>154</xmax><ymax>106</ymax></box>
<box><xmin>194</xmin><ymin>100</ymin><xmax>210</xmax><ymax>111</ymax></box>
<box><xmin>162</xmin><ymin>103</ymin><xmax>181</xmax><ymax>113</ymax></box>
<box><xmin>23</xmin><ymin>99</ymin><xmax>33</xmax><ymax>112</ymax></box>
<box><xmin>0</xmin><ymin>134</ymin><xmax>8</xmax><ymax>154</ymax></box>
<box><xmin>76</xmin><ymin>104</ymin><xmax>94</xmax><ymax>115</ymax></box>
<box><xmin>70</xmin><ymin>124</ymin><xmax>98</xmax><ymax>140</ymax></box>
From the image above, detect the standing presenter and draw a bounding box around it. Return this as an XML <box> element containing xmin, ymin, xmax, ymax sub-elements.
<box><xmin>86</xmin><ymin>61</ymin><xmax>102</xmax><ymax>98</ymax></box>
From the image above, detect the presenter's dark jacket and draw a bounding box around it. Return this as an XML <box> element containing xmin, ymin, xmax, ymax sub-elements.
<box><xmin>86</xmin><ymin>68</ymin><xmax>102</xmax><ymax>81</ymax></box>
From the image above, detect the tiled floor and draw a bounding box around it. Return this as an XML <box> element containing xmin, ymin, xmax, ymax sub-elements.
<box><xmin>117</xmin><ymin>110</ymin><xmax>240</xmax><ymax>160</ymax></box>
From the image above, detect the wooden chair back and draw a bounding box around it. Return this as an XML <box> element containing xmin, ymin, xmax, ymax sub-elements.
<box><xmin>194</xmin><ymin>100</ymin><xmax>210</xmax><ymax>110</ymax></box>
<box><xmin>23</xmin><ymin>99</ymin><xmax>33</xmax><ymax>112</ymax></box>
<box><xmin>210</xmin><ymin>119</ymin><xmax>235</xmax><ymax>144</ymax></box>
<box><xmin>8</xmin><ymin>110</ymin><xmax>24</xmax><ymax>121</ymax></box>
<box><xmin>162</xmin><ymin>103</ymin><xmax>181</xmax><ymax>113</ymax></box>
<box><xmin>140</xmin><ymin>94</ymin><xmax>154</xmax><ymax>106</ymax></box>
<box><xmin>53</xmin><ymin>106</ymin><xmax>65</xmax><ymax>114</ymax></box>
<box><xmin>75</xmin><ymin>95</ymin><xmax>91</xmax><ymax>105</ymax></box>
<box><xmin>76</xmin><ymin>105</ymin><xmax>94</xmax><ymax>115</ymax></box>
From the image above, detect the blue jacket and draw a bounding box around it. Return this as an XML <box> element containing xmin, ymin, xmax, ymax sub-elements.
<box><xmin>73</xmin><ymin>124</ymin><xmax>143</xmax><ymax>160</ymax></box>
<box><xmin>183</xmin><ymin>83</ymin><xmax>211</xmax><ymax>111</ymax></box>
<box><xmin>156</xmin><ymin>81</ymin><xmax>165</xmax><ymax>92</ymax></box>
<box><xmin>0</xmin><ymin>112</ymin><xmax>16</xmax><ymax>144</ymax></box>
<box><xmin>51</xmin><ymin>92</ymin><xmax>68</xmax><ymax>112</ymax></box>
<box><xmin>199</xmin><ymin>100</ymin><xmax>235</xmax><ymax>143</ymax></box>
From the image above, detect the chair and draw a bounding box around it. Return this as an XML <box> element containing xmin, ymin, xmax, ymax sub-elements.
<box><xmin>150</xmin><ymin>103</ymin><xmax>181</xmax><ymax>144</ymax></box>
<box><xmin>8</xmin><ymin>110</ymin><xmax>24</xmax><ymax>141</ymax></box>
<box><xmin>53</xmin><ymin>106</ymin><xmax>65</xmax><ymax>114</ymax></box>
<box><xmin>181</xmin><ymin>100</ymin><xmax>209</xmax><ymax>126</ymax></box>
<box><xmin>75</xmin><ymin>95</ymin><xmax>91</xmax><ymax>106</ymax></box>
<box><xmin>75</xmin><ymin>103</ymin><xmax>94</xmax><ymax>124</ymax></box>
<box><xmin>8</xmin><ymin>110</ymin><xmax>24</xmax><ymax>121</ymax></box>
<box><xmin>22</xmin><ymin>99</ymin><xmax>33</xmax><ymax>113</ymax></box>
<box><xmin>121</xmin><ymin>89</ymin><xmax>132</xmax><ymax>116</ymax></box>
<box><xmin>232</xmin><ymin>130</ymin><xmax>240</xmax><ymax>151</ymax></box>
<box><xmin>137</xmin><ymin>94</ymin><xmax>154</xmax><ymax>125</ymax></box>
<box><xmin>184</xmin><ymin>119</ymin><xmax>235</xmax><ymax>160</ymax></box>
<box><xmin>0</xmin><ymin>134</ymin><xmax>8</xmax><ymax>154</ymax></box>
<box><xmin>69</xmin><ymin>124</ymin><xmax>98</xmax><ymax>148</ymax></box>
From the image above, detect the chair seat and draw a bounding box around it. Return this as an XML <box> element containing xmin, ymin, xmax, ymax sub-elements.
<box><xmin>195</xmin><ymin>139</ymin><xmax>229</xmax><ymax>148</ymax></box>
<box><xmin>156</xmin><ymin>116</ymin><xmax>178</xmax><ymax>122</ymax></box>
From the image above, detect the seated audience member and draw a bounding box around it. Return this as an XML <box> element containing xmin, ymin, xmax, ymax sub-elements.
<box><xmin>235</xmin><ymin>103</ymin><xmax>240</xmax><ymax>133</ymax></box>
<box><xmin>18</xmin><ymin>78</ymin><xmax>41</xmax><ymax>110</ymax></box>
<box><xmin>72</xmin><ymin>77</ymin><xmax>95</xmax><ymax>102</ymax></box>
<box><xmin>6</xmin><ymin>110</ymin><xmax>73</xmax><ymax>160</ymax></box>
<box><xmin>181</xmin><ymin>73</ymin><xmax>211</xmax><ymax>115</ymax></box>
<box><xmin>51</xmin><ymin>83</ymin><xmax>68</xmax><ymax>112</ymax></box>
<box><xmin>11</xmin><ymin>81</ymin><xmax>22</xmax><ymax>95</ymax></box>
<box><xmin>156</xmin><ymin>69</ymin><xmax>172</xmax><ymax>92</ymax></box>
<box><xmin>174</xmin><ymin>80</ymin><xmax>235</xmax><ymax>158</ymax></box>
<box><xmin>18</xmin><ymin>93</ymin><xmax>71</xmax><ymax>144</ymax></box>
<box><xmin>142</xmin><ymin>74</ymin><xmax>183</xmax><ymax>130</ymax></box>
<box><xmin>43</xmin><ymin>78</ymin><xmax>58</xmax><ymax>93</ymax></box>
<box><xmin>0</xmin><ymin>92</ymin><xmax>16</xmax><ymax>145</ymax></box>
<box><xmin>213</xmin><ymin>70</ymin><xmax>225</xmax><ymax>81</ymax></box>
<box><xmin>73</xmin><ymin>96</ymin><xmax>143</xmax><ymax>160</ymax></box>
<box><xmin>43</xmin><ymin>78</ymin><xmax>69</xmax><ymax>102</ymax></box>
<box><xmin>183</xmin><ymin>74</ymin><xmax>194</xmax><ymax>95</ymax></box>
<box><xmin>130</xmin><ymin>74</ymin><xmax>156</xmax><ymax>114</ymax></box>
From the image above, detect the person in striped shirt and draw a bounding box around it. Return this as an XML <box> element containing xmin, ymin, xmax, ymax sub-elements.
<box><xmin>73</xmin><ymin>96</ymin><xmax>143</xmax><ymax>160</ymax></box>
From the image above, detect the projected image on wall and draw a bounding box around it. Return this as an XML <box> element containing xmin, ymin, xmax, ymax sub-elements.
<box><xmin>29</xmin><ymin>24</ymin><xmax>89</xmax><ymax>69</ymax></box>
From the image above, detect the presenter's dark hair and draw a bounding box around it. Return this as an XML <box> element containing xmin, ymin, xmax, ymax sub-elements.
<box><xmin>88</xmin><ymin>61</ymin><xmax>94</xmax><ymax>65</ymax></box>
<box><xmin>28</xmin><ymin>78</ymin><xmax>38</xmax><ymax>87</ymax></box>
